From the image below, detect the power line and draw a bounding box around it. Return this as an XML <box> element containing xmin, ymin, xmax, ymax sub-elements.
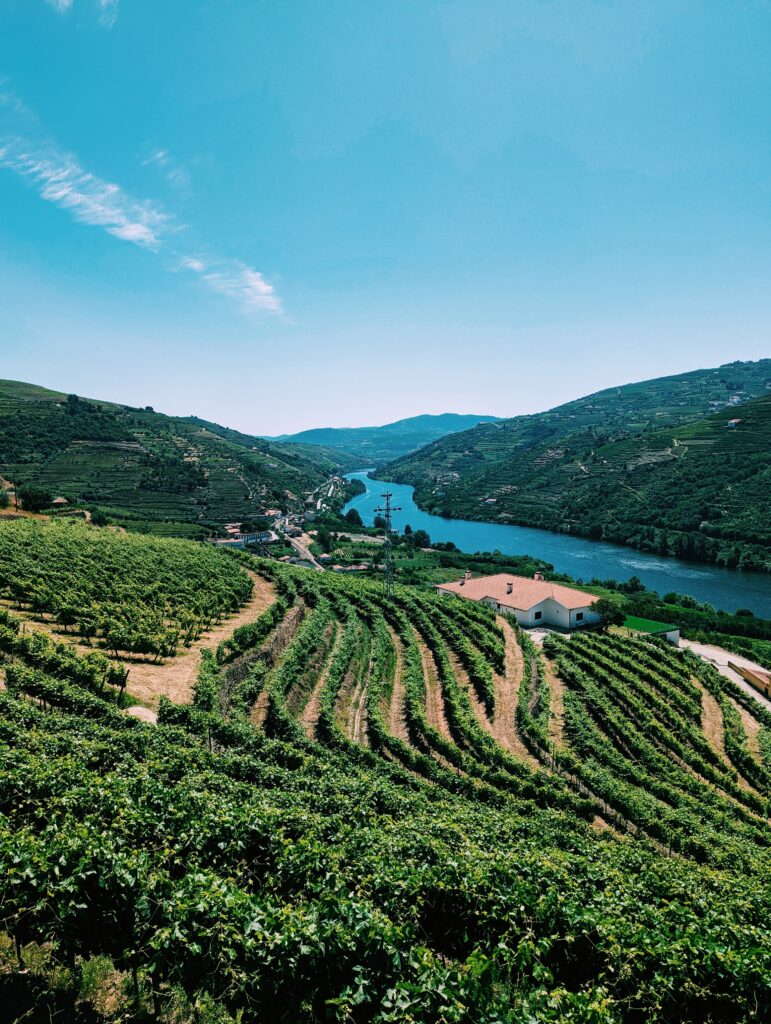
<box><xmin>373</xmin><ymin>491</ymin><xmax>401</xmax><ymax>598</ymax></box>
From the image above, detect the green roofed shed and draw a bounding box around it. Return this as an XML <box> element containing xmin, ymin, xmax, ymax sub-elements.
<box><xmin>623</xmin><ymin>616</ymin><xmax>680</xmax><ymax>645</ymax></box>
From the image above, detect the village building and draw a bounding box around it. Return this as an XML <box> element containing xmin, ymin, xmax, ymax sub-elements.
<box><xmin>435</xmin><ymin>572</ymin><xmax>602</xmax><ymax>630</ymax></box>
<box><xmin>209</xmin><ymin>527</ymin><xmax>277</xmax><ymax>549</ymax></box>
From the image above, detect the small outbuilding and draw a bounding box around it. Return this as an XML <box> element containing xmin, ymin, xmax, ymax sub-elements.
<box><xmin>623</xmin><ymin>616</ymin><xmax>680</xmax><ymax>646</ymax></box>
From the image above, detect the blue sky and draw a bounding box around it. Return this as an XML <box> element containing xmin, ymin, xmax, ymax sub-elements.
<box><xmin>1</xmin><ymin>1</ymin><xmax>769</xmax><ymax>433</ymax></box>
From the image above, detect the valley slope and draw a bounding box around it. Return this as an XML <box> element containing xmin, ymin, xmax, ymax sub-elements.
<box><xmin>382</xmin><ymin>360</ymin><xmax>771</xmax><ymax>571</ymax></box>
<box><xmin>269</xmin><ymin>411</ymin><xmax>500</xmax><ymax>463</ymax></box>
<box><xmin>0</xmin><ymin>380</ymin><xmax>347</xmax><ymax>534</ymax></box>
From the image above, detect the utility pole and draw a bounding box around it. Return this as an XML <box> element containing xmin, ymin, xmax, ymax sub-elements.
<box><xmin>374</xmin><ymin>491</ymin><xmax>401</xmax><ymax>598</ymax></box>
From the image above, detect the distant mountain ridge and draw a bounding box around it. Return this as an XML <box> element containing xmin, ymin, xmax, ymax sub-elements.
<box><xmin>381</xmin><ymin>359</ymin><xmax>771</xmax><ymax>571</ymax></box>
<box><xmin>0</xmin><ymin>379</ymin><xmax>349</xmax><ymax>536</ymax></box>
<box><xmin>269</xmin><ymin>412</ymin><xmax>501</xmax><ymax>464</ymax></box>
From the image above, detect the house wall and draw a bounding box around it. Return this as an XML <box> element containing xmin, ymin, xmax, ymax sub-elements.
<box><xmin>442</xmin><ymin>588</ymin><xmax>601</xmax><ymax>630</ymax></box>
<box><xmin>490</xmin><ymin>596</ymin><xmax>600</xmax><ymax>629</ymax></box>
<box><xmin>568</xmin><ymin>605</ymin><xmax>603</xmax><ymax>629</ymax></box>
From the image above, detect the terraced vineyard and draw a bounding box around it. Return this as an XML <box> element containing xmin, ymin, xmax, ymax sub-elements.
<box><xmin>383</xmin><ymin>361</ymin><xmax>771</xmax><ymax>570</ymax></box>
<box><xmin>0</xmin><ymin>379</ymin><xmax>349</xmax><ymax>532</ymax></box>
<box><xmin>1</xmin><ymin>536</ymin><xmax>770</xmax><ymax>1022</ymax></box>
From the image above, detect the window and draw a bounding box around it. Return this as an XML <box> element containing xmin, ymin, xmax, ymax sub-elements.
<box><xmin>534</xmin><ymin>611</ymin><xmax>542</xmax><ymax>621</ymax></box>
<box><xmin>575</xmin><ymin>612</ymin><xmax>584</xmax><ymax>622</ymax></box>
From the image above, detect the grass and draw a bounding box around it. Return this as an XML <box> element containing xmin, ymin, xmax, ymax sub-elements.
<box><xmin>623</xmin><ymin>615</ymin><xmax>678</xmax><ymax>634</ymax></box>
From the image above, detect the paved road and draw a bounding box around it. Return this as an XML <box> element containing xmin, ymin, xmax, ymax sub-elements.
<box><xmin>681</xmin><ymin>638</ymin><xmax>771</xmax><ymax>712</ymax></box>
<box><xmin>288</xmin><ymin>533</ymin><xmax>324</xmax><ymax>570</ymax></box>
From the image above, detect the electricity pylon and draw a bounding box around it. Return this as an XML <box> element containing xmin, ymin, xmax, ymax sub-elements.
<box><xmin>374</xmin><ymin>491</ymin><xmax>401</xmax><ymax>598</ymax></box>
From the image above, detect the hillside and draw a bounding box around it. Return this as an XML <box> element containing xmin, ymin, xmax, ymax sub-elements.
<box><xmin>270</xmin><ymin>412</ymin><xmax>500</xmax><ymax>464</ymax></box>
<box><xmin>0</xmin><ymin>522</ymin><xmax>769</xmax><ymax>1022</ymax></box>
<box><xmin>383</xmin><ymin>359</ymin><xmax>771</xmax><ymax>570</ymax></box>
<box><xmin>0</xmin><ymin>380</ymin><xmax>346</xmax><ymax>534</ymax></box>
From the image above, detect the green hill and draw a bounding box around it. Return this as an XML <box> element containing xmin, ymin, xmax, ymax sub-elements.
<box><xmin>269</xmin><ymin>412</ymin><xmax>501</xmax><ymax>464</ymax></box>
<box><xmin>382</xmin><ymin>360</ymin><xmax>771</xmax><ymax>570</ymax></box>
<box><xmin>0</xmin><ymin>525</ymin><xmax>769</xmax><ymax>1021</ymax></box>
<box><xmin>0</xmin><ymin>380</ymin><xmax>346</xmax><ymax>534</ymax></box>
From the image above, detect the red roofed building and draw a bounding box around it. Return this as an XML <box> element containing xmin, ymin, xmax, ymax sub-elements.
<box><xmin>435</xmin><ymin>572</ymin><xmax>602</xmax><ymax>630</ymax></box>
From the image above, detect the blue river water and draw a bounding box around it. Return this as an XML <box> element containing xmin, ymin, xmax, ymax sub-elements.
<box><xmin>342</xmin><ymin>472</ymin><xmax>771</xmax><ymax>618</ymax></box>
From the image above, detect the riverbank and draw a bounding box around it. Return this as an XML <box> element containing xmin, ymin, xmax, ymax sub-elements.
<box><xmin>343</xmin><ymin>471</ymin><xmax>771</xmax><ymax>618</ymax></box>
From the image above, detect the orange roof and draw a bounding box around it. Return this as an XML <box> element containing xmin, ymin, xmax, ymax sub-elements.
<box><xmin>436</xmin><ymin>573</ymin><xmax>599</xmax><ymax>611</ymax></box>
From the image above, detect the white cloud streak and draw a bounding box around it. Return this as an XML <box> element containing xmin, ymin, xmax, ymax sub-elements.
<box><xmin>97</xmin><ymin>0</ymin><xmax>119</xmax><ymax>28</ymax></box>
<box><xmin>184</xmin><ymin>258</ymin><xmax>282</xmax><ymax>315</ymax></box>
<box><xmin>44</xmin><ymin>0</ymin><xmax>119</xmax><ymax>27</ymax></box>
<box><xmin>0</xmin><ymin>89</ymin><xmax>282</xmax><ymax>317</ymax></box>
<box><xmin>0</xmin><ymin>140</ymin><xmax>170</xmax><ymax>249</ymax></box>
<box><xmin>143</xmin><ymin>147</ymin><xmax>192</xmax><ymax>197</ymax></box>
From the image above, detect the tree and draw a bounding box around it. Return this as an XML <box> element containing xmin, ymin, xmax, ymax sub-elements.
<box><xmin>373</xmin><ymin>515</ymin><xmax>387</xmax><ymax>530</ymax></box>
<box><xmin>241</xmin><ymin>517</ymin><xmax>269</xmax><ymax>533</ymax></box>
<box><xmin>315</xmin><ymin>526</ymin><xmax>333</xmax><ymax>553</ymax></box>
<box><xmin>18</xmin><ymin>484</ymin><xmax>53</xmax><ymax>512</ymax></box>
<box><xmin>345</xmin><ymin>508</ymin><xmax>363</xmax><ymax>528</ymax></box>
<box><xmin>403</xmin><ymin>524</ymin><xmax>412</xmax><ymax>536</ymax></box>
<box><xmin>594</xmin><ymin>598</ymin><xmax>625</xmax><ymax>627</ymax></box>
<box><xmin>412</xmin><ymin>529</ymin><xmax>431</xmax><ymax>549</ymax></box>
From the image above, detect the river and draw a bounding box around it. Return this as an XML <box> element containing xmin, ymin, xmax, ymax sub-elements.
<box><xmin>342</xmin><ymin>471</ymin><xmax>771</xmax><ymax>618</ymax></box>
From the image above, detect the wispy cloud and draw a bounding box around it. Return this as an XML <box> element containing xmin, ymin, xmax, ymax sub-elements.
<box><xmin>0</xmin><ymin>140</ymin><xmax>170</xmax><ymax>249</ymax></box>
<box><xmin>97</xmin><ymin>0</ymin><xmax>119</xmax><ymax>30</ymax></box>
<box><xmin>182</xmin><ymin>257</ymin><xmax>282</xmax><ymax>315</ymax></box>
<box><xmin>0</xmin><ymin>88</ymin><xmax>282</xmax><ymax>316</ymax></box>
<box><xmin>44</xmin><ymin>0</ymin><xmax>119</xmax><ymax>28</ymax></box>
<box><xmin>143</xmin><ymin>147</ymin><xmax>192</xmax><ymax>198</ymax></box>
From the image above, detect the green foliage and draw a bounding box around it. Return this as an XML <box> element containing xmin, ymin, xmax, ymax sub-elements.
<box><xmin>17</xmin><ymin>483</ymin><xmax>54</xmax><ymax>512</ymax></box>
<box><xmin>0</xmin><ymin>378</ymin><xmax>348</xmax><ymax>534</ymax></box>
<box><xmin>0</xmin><ymin>518</ymin><xmax>252</xmax><ymax>658</ymax></box>
<box><xmin>0</xmin><ymin>536</ymin><xmax>769</xmax><ymax>1022</ymax></box>
<box><xmin>383</xmin><ymin>360</ymin><xmax>771</xmax><ymax>570</ymax></box>
<box><xmin>345</xmin><ymin>506</ymin><xmax>363</xmax><ymax>527</ymax></box>
<box><xmin>594</xmin><ymin>597</ymin><xmax>625</xmax><ymax>626</ymax></box>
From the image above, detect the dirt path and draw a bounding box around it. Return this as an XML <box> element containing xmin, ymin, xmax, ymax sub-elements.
<box><xmin>125</xmin><ymin>705</ymin><xmax>158</xmax><ymax>725</ymax></box>
<box><xmin>444</xmin><ymin>642</ymin><xmax>498</xmax><ymax>740</ymax></box>
<box><xmin>251</xmin><ymin>688</ymin><xmax>270</xmax><ymax>730</ymax></box>
<box><xmin>387</xmin><ymin>625</ymin><xmax>410</xmax><ymax>743</ymax></box>
<box><xmin>541</xmin><ymin>654</ymin><xmax>566</xmax><ymax>749</ymax></box>
<box><xmin>346</xmin><ymin>648</ymin><xmax>370</xmax><ymax>747</ymax></box>
<box><xmin>300</xmin><ymin>622</ymin><xmax>341</xmax><ymax>740</ymax></box>
<box><xmin>698</xmin><ymin>681</ymin><xmax>727</xmax><ymax>761</ymax></box>
<box><xmin>731</xmin><ymin>697</ymin><xmax>763</xmax><ymax>761</ymax></box>
<box><xmin>685</xmin><ymin>675</ymin><xmax>763</xmax><ymax>802</ymax></box>
<box><xmin>417</xmin><ymin>635</ymin><xmax>454</xmax><ymax>742</ymax></box>
<box><xmin>351</xmin><ymin>679</ymin><xmax>368</xmax><ymax>746</ymax></box>
<box><xmin>125</xmin><ymin>571</ymin><xmax>277</xmax><ymax>709</ymax></box>
<box><xmin>11</xmin><ymin>571</ymin><xmax>277</xmax><ymax>710</ymax></box>
<box><xmin>493</xmin><ymin>618</ymin><xmax>540</xmax><ymax>768</ymax></box>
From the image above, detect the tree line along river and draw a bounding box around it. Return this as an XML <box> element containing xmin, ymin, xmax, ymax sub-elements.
<box><xmin>342</xmin><ymin>471</ymin><xmax>771</xmax><ymax>619</ymax></box>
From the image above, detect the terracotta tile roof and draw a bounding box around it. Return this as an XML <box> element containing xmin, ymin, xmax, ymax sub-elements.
<box><xmin>436</xmin><ymin>573</ymin><xmax>599</xmax><ymax>611</ymax></box>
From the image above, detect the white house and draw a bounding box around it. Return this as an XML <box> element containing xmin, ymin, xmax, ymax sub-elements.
<box><xmin>435</xmin><ymin>572</ymin><xmax>602</xmax><ymax>630</ymax></box>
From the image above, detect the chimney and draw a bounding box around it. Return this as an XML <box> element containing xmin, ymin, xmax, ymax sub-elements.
<box><xmin>533</xmin><ymin>572</ymin><xmax>544</xmax><ymax>582</ymax></box>
<box><xmin>460</xmin><ymin>570</ymin><xmax>471</xmax><ymax>586</ymax></box>
<box><xmin>506</xmin><ymin>581</ymin><xmax>513</xmax><ymax>595</ymax></box>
